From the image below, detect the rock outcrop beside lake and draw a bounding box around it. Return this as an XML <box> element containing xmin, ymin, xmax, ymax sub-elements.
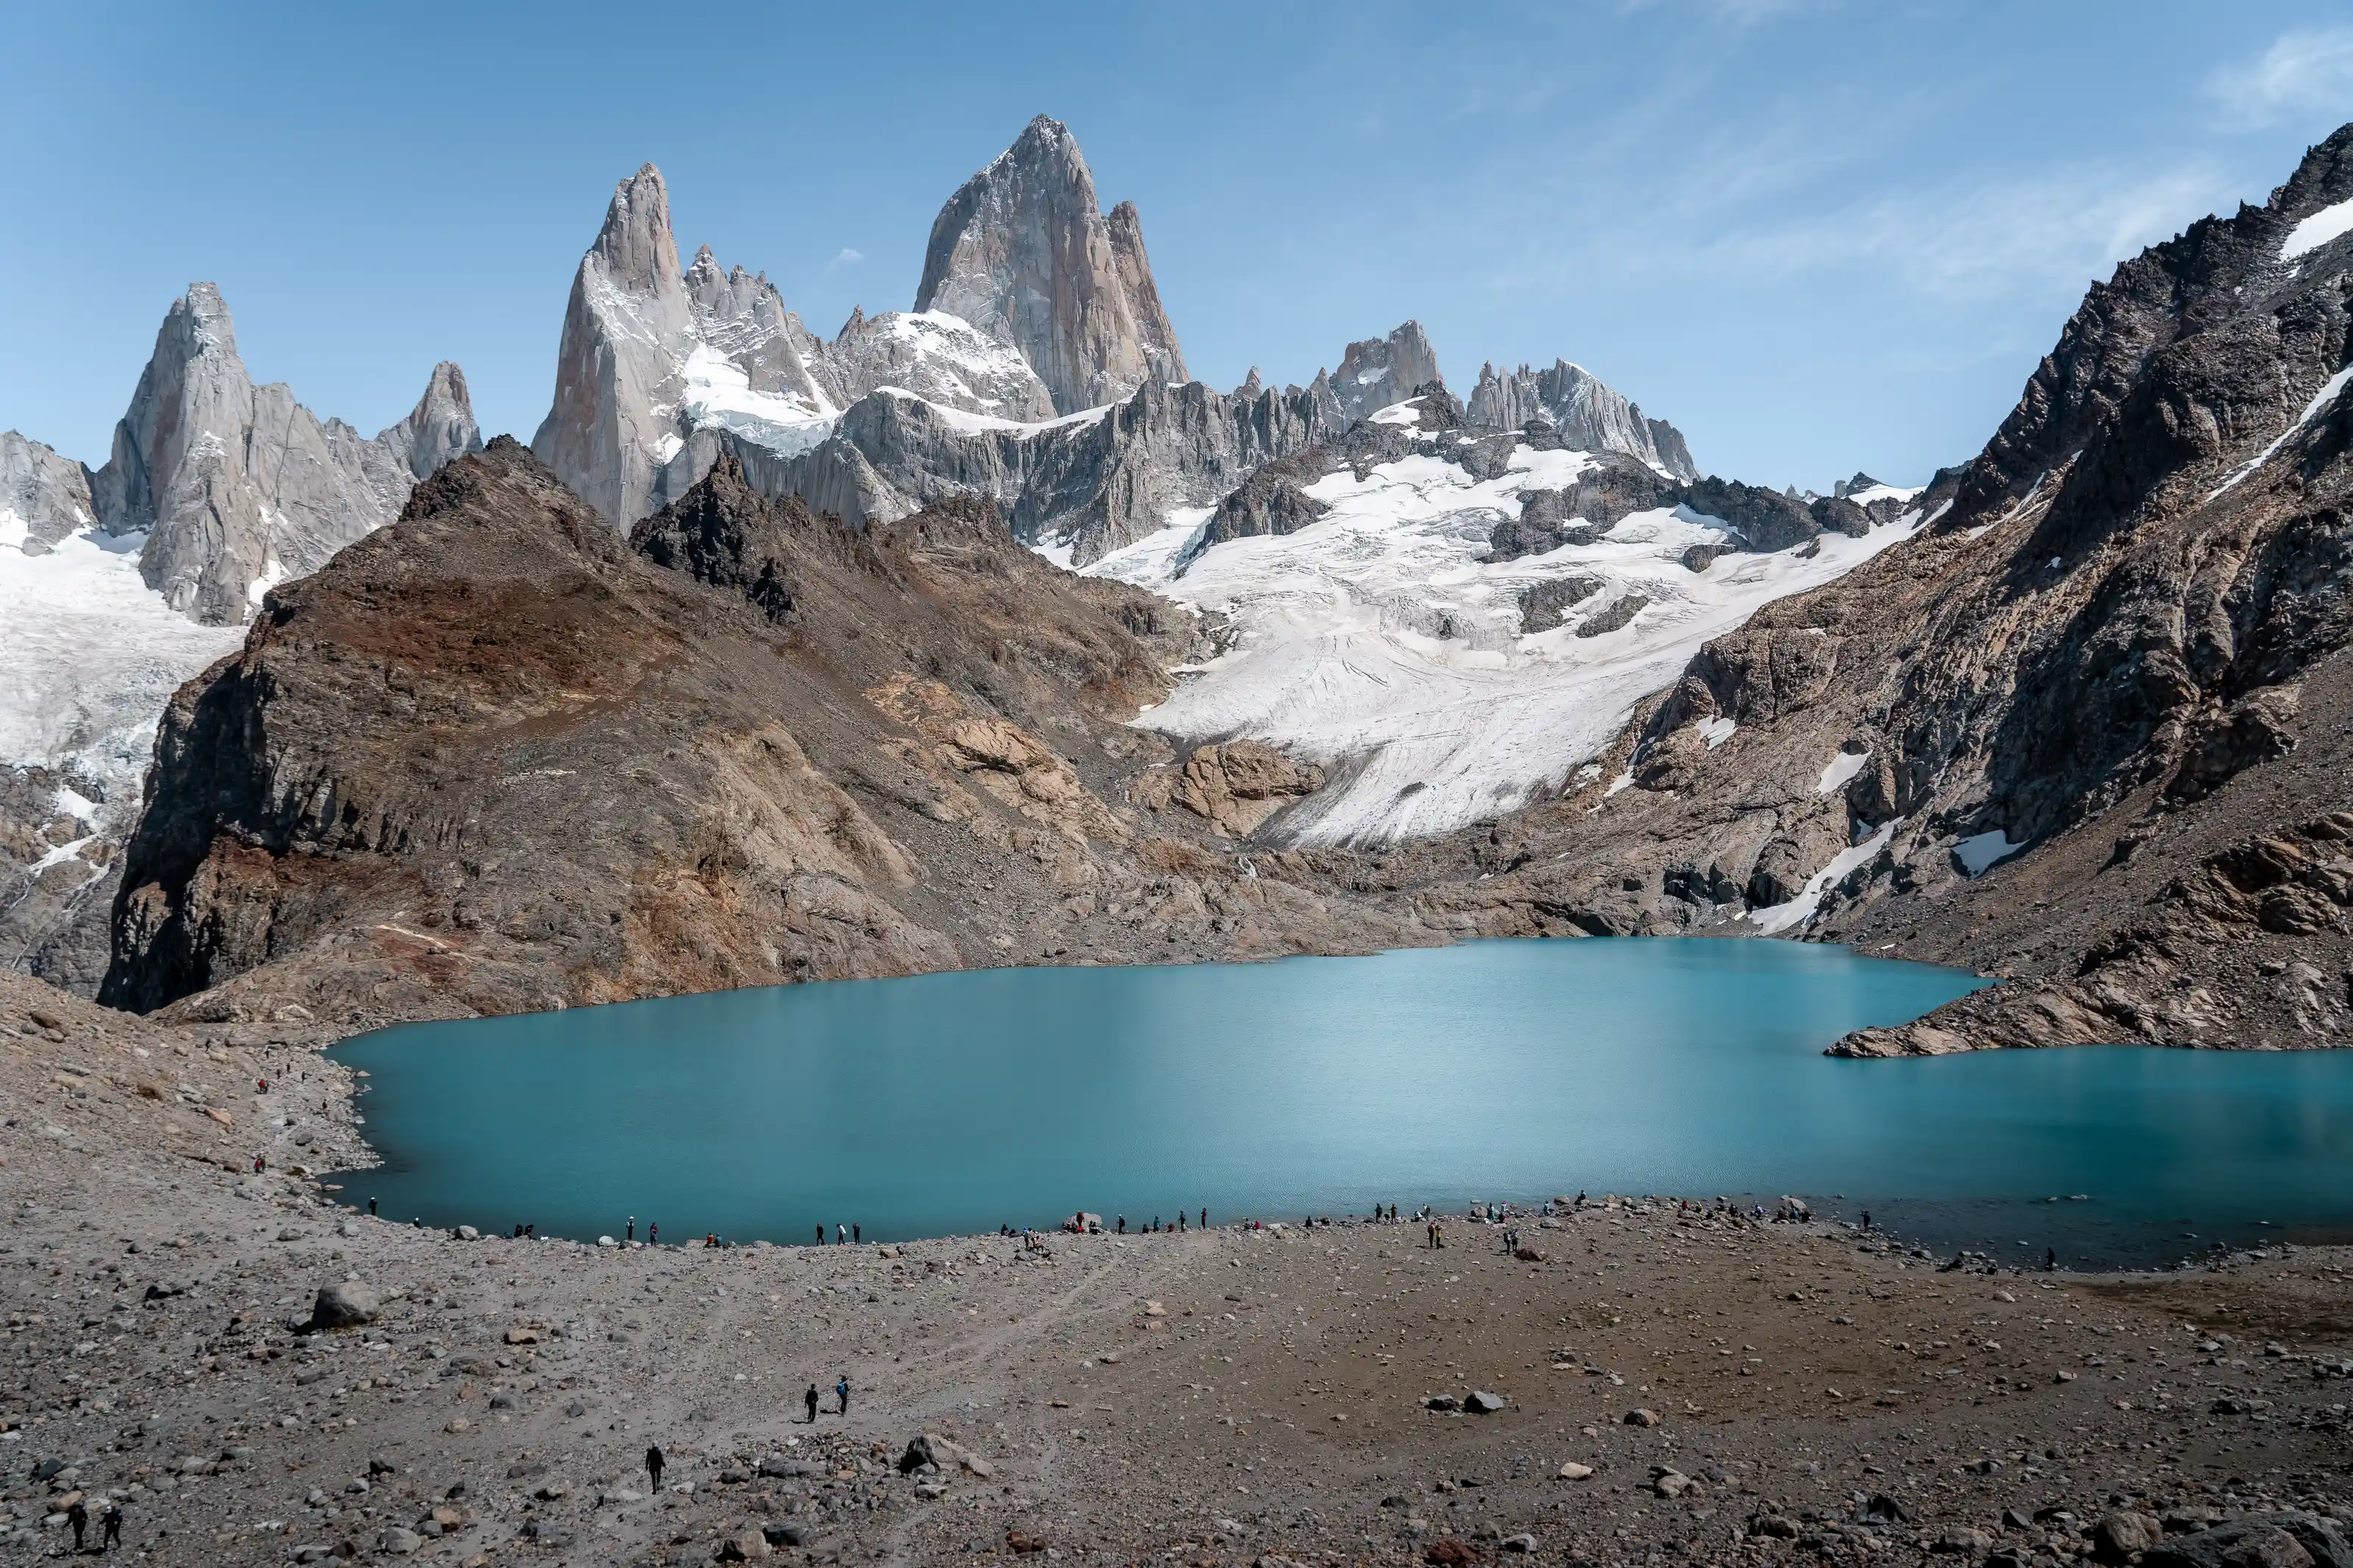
<box><xmin>1380</xmin><ymin>124</ymin><xmax>2353</xmax><ymax>1052</ymax></box>
<box><xmin>99</xmin><ymin>441</ymin><xmax>1422</xmax><ymax>1024</ymax></box>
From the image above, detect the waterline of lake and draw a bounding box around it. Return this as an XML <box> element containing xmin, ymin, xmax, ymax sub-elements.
<box><xmin>326</xmin><ymin>939</ymin><xmax>2353</xmax><ymax>1266</ymax></box>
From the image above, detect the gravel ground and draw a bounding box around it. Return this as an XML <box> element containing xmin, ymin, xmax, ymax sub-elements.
<box><xmin>3</xmin><ymin>973</ymin><xmax>2349</xmax><ymax>1567</ymax></box>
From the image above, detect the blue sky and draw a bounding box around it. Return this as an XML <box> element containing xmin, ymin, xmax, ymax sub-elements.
<box><xmin>4</xmin><ymin>1</ymin><xmax>2351</xmax><ymax>489</ymax></box>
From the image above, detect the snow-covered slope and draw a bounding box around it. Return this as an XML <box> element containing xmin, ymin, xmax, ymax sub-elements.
<box><xmin>1090</xmin><ymin>408</ymin><xmax>1919</xmax><ymax>845</ymax></box>
<box><xmin>0</xmin><ymin>524</ymin><xmax>240</xmax><ymax>820</ymax></box>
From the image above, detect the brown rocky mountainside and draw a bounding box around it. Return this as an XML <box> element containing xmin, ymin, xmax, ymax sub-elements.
<box><xmin>1381</xmin><ymin>124</ymin><xmax>2353</xmax><ymax>1053</ymax></box>
<box><xmin>97</xmin><ymin>440</ymin><xmax>1424</xmax><ymax>1026</ymax></box>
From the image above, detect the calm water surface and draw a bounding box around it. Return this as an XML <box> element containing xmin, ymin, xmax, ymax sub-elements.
<box><xmin>327</xmin><ymin>939</ymin><xmax>2353</xmax><ymax>1265</ymax></box>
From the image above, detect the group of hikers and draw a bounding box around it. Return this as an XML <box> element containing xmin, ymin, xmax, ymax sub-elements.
<box><xmin>638</xmin><ymin>1373</ymin><xmax>855</xmax><ymax>1491</ymax></box>
<box><xmin>57</xmin><ymin>1496</ymin><xmax>124</xmax><ymax>1553</ymax></box>
<box><xmin>356</xmin><ymin>1191</ymin><xmax>1985</xmax><ymax>1259</ymax></box>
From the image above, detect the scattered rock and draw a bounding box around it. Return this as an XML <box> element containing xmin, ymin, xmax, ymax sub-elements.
<box><xmin>1557</xmin><ymin>1463</ymin><xmax>1594</xmax><ymax>1481</ymax></box>
<box><xmin>1623</xmin><ymin>1408</ymin><xmax>1660</xmax><ymax>1427</ymax></box>
<box><xmin>1464</xmin><ymin>1390</ymin><xmax>1507</xmax><ymax>1414</ymax></box>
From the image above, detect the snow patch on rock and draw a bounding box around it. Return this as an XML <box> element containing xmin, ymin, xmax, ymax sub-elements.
<box><xmin>1744</xmin><ymin>821</ymin><xmax>1897</xmax><ymax>936</ymax></box>
<box><xmin>1952</xmin><ymin>828</ymin><xmax>2024</xmax><ymax>877</ymax></box>
<box><xmin>1817</xmin><ymin>748</ymin><xmax>1868</xmax><ymax>795</ymax></box>
<box><xmin>2282</xmin><ymin>196</ymin><xmax>2353</xmax><ymax>261</ymax></box>
<box><xmin>2206</xmin><ymin>365</ymin><xmax>2353</xmax><ymax>502</ymax></box>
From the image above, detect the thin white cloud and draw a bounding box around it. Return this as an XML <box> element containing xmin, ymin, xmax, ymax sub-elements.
<box><xmin>824</xmin><ymin>246</ymin><xmax>863</xmax><ymax>274</ymax></box>
<box><xmin>2208</xmin><ymin>26</ymin><xmax>2353</xmax><ymax>129</ymax></box>
<box><xmin>1684</xmin><ymin>159</ymin><xmax>2230</xmax><ymax>301</ymax></box>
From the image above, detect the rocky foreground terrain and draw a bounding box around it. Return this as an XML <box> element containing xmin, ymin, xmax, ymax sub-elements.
<box><xmin>5</xmin><ymin>974</ymin><xmax>2352</xmax><ymax>1567</ymax></box>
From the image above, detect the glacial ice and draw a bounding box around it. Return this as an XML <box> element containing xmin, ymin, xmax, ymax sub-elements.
<box><xmin>0</xmin><ymin>523</ymin><xmax>242</xmax><ymax>828</ymax></box>
<box><xmin>1090</xmin><ymin>442</ymin><xmax>1919</xmax><ymax>846</ymax></box>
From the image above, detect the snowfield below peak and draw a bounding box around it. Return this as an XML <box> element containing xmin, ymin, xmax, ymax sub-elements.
<box><xmin>1090</xmin><ymin>443</ymin><xmax>1920</xmax><ymax>846</ymax></box>
<box><xmin>0</xmin><ymin>522</ymin><xmax>242</xmax><ymax>827</ymax></box>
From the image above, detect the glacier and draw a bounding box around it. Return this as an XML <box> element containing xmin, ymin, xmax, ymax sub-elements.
<box><xmin>0</xmin><ymin>517</ymin><xmax>242</xmax><ymax>836</ymax></box>
<box><xmin>1088</xmin><ymin>423</ymin><xmax>1921</xmax><ymax>847</ymax></box>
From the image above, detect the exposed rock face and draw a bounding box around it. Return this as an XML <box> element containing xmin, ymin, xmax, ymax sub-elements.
<box><xmin>532</xmin><ymin>163</ymin><xmax>696</xmax><ymax>527</ymax></box>
<box><xmin>101</xmin><ymin>441</ymin><xmax>1418</xmax><ymax>1023</ymax></box>
<box><xmin>1172</xmin><ymin>742</ymin><xmax>1326</xmax><ymax>839</ymax></box>
<box><xmin>1518</xmin><ymin>576</ymin><xmax>1603</xmax><ymax>633</ymax></box>
<box><xmin>1468</xmin><ymin>359</ymin><xmax>1698</xmax><ymax>480</ymax></box>
<box><xmin>1178</xmin><ymin>457</ymin><xmax>1331</xmax><ymax>566</ymax></box>
<box><xmin>86</xmin><ymin>282</ymin><xmax>479</xmax><ymax>624</ymax></box>
<box><xmin>1327</xmin><ymin>323</ymin><xmax>1443</xmax><ymax>425</ymax></box>
<box><xmin>1486</xmin><ymin>458</ymin><xmax>1882</xmax><ymax>564</ymax></box>
<box><xmin>0</xmin><ymin>763</ymin><xmax>118</xmax><ymax>993</ymax></box>
<box><xmin>1485</xmin><ymin>452</ymin><xmax>1677</xmax><ymax>560</ymax></box>
<box><xmin>750</xmin><ymin>370</ymin><xmax>1346</xmax><ymax>567</ymax></box>
<box><xmin>915</xmin><ymin>115</ymin><xmax>1187</xmax><ymax>414</ymax></box>
<box><xmin>1384</xmin><ymin>121</ymin><xmax>2353</xmax><ymax>1053</ymax></box>
<box><xmin>0</xmin><ymin>433</ymin><xmax>96</xmax><ymax>554</ymax></box>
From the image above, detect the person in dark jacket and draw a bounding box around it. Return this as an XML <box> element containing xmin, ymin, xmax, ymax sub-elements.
<box><xmin>804</xmin><ymin>1383</ymin><xmax>819</xmax><ymax>1422</ymax></box>
<box><xmin>646</xmin><ymin>1444</ymin><xmax>665</xmax><ymax>1491</ymax></box>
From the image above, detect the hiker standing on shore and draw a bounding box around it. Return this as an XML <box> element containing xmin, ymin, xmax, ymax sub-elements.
<box><xmin>836</xmin><ymin>1375</ymin><xmax>851</xmax><ymax>1415</ymax></box>
<box><xmin>626</xmin><ymin>1216</ymin><xmax>635</xmax><ymax>1242</ymax></box>
<box><xmin>837</xmin><ymin>1223</ymin><xmax>846</xmax><ymax>1245</ymax></box>
<box><xmin>646</xmin><ymin>1444</ymin><xmax>665</xmax><ymax>1491</ymax></box>
<box><xmin>805</xmin><ymin>1383</ymin><xmax>819</xmax><ymax>1422</ymax></box>
<box><xmin>815</xmin><ymin>1223</ymin><xmax>824</xmax><ymax>1245</ymax></box>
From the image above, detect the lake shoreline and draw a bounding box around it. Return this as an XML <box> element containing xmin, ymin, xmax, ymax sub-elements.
<box><xmin>7</xmin><ymin>967</ymin><xmax>2353</xmax><ymax>1566</ymax></box>
<box><xmin>315</xmin><ymin>941</ymin><xmax>2353</xmax><ymax>1272</ymax></box>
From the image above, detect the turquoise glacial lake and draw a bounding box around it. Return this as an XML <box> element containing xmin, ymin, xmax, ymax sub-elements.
<box><xmin>327</xmin><ymin>939</ymin><xmax>2353</xmax><ymax>1266</ymax></box>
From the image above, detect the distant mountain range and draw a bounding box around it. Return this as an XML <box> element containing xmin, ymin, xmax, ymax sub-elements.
<box><xmin>0</xmin><ymin>114</ymin><xmax>1718</xmax><ymax>985</ymax></box>
<box><xmin>17</xmin><ymin>115</ymin><xmax>2353</xmax><ymax>1061</ymax></box>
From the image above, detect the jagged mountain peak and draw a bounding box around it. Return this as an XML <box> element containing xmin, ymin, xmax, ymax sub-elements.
<box><xmin>1325</xmin><ymin>322</ymin><xmax>1443</xmax><ymax>424</ymax></box>
<box><xmin>915</xmin><ymin>115</ymin><xmax>1186</xmax><ymax>414</ymax></box>
<box><xmin>1465</xmin><ymin>356</ymin><xmax>1696</xmax><ymax>480</ymax></box>
<box><xmin>592</xmin><ymin>162</ymin><xmax>684</xmax><ymax>301</ymax></box>
<box><xmin>90</xmin><ymin>284</ymin><xmax>485</xmax><ymax>623</ymax></box>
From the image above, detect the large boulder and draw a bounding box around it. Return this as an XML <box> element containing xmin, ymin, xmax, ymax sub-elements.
<box><xmin>899</xmin><ymin>1433</ymin><xmax>968</xmax><ymax>1473</ymax></box>
<box><xmin>2144</xmin><ymin>1514</ymin><xmax>2352</xmax><ymax>1568</ymax></box>
<box><xmin>310</xmin><ymin>1281</ymin><xmax>381</xmax><ymax>1329</ymax></box>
